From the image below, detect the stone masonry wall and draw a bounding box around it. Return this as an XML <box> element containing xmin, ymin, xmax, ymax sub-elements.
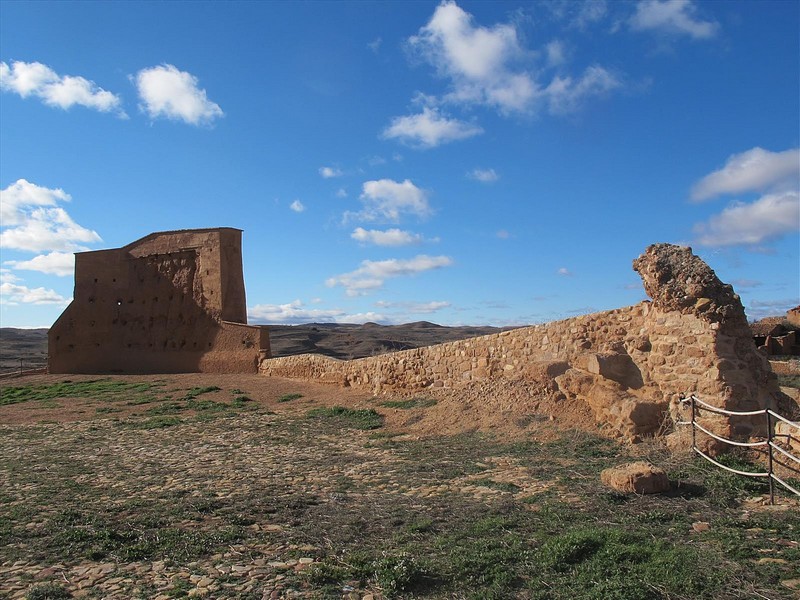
<box><xmin>260</xmin><ymin>244</ymin><xmax>783</xmax><ymax>450</ymax></box>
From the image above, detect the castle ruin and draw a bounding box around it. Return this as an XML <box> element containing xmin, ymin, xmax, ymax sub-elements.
<box><xmin>49</xmin><ymin>228</ymin><xmax>269</xmax><ymax>374</ymax></box>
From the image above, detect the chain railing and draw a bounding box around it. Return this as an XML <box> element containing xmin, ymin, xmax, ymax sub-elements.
<box><xmin>677</xmin><ymin>394</ymin><xmax>799</xmax><ymax>504</ymax></box>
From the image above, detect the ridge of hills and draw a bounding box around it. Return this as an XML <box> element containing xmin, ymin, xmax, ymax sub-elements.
<box><xmin>0</xmin><ymin>322</ymin><xmax>510</xmax><ymax>373</ymax></box>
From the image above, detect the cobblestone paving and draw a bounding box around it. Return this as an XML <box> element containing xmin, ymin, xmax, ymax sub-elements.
<box><xmin>1</xmin><ymin>408</ymin><xmax>549</xmax><ymax>600</ymax></box>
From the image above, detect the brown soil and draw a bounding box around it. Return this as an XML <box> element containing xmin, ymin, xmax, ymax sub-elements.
<box><xmin>0</xmin><ymin>372</ymin><xmax>601</xmax><ymax>443</ymax></box>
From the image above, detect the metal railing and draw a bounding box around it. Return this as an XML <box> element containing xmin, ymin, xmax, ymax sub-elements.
<box><xmin>677</xmin><ymin>394</ymin><xmax>799</xmax><ymax>504</ymax></box>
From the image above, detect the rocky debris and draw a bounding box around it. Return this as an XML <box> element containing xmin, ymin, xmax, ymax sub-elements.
<box><xmin>632</xmin><ymin>243</ymin><xmax>747</xmax><ymax>329</ymax></box>
<box><xmin>600</xmin><ymin>461</ymin><xmax>670</xmax><ymax>494</ymax></box>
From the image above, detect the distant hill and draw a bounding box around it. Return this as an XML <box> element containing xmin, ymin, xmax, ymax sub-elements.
<box><xmin>0</xmin><ymin>322</ymin><xmax>511</xmax><ymax>373</ymax></box>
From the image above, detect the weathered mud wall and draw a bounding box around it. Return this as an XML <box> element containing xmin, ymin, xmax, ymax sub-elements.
<box><xmin>49</xmin><ymin>228</ymin><xmax>269</xmax><ymax>374</ymax></box>
<box><xmin>260</xmin><ymin>244</ymin><xmax>782</xmax><ymax>448</ymax></box>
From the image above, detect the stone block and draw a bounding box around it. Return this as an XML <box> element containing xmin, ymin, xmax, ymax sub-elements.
<box><xmin>600</xmin><ymin>462</ymin><xmax>670</xmax><ymax>494</ymax></box>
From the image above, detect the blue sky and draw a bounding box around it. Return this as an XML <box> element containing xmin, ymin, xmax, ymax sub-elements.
<box><xmin>1</xmin><ymin>0</ymin><xmax>798</xmax><ymax>328</ymax></box>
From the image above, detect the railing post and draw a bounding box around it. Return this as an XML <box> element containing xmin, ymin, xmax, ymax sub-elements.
<box><xmin>690</xmin><ymin>395</ymin><xmax>697</xmax><ymax>452</ymax></box>
<box><xmin>767</xmin><ymin>410</ymin><xmax>774</xmax><ymax>505</ymax></box>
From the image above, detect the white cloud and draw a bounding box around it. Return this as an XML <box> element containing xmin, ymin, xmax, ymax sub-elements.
<box><xmin>557</xmin><ymin>267</ymin><xmax>573</xmax><ymax>276</ymax></box>
<box><xmin>319</xmin><ymin>166</ymin><xmax>343</xmax><ymax>178</ymax></box>
<box><xmin>0</xmin><ymin>282</ymin><xmax>69</xmax><ymax>305</ymax></box>
<box><xmin>409</xmin><ymin>1</ymin><xmax>537</xmax><ymax>114</ymax></box>
<box><xmin>248</xmin><ymin>299</ymin><xmax>385</xmax><ymax>325</ymax></box>
<box><xmin>0</xmin><ymin>178</ymin><xmax>70</xmax><ymax>226</ymax></box>
<box><xmin>690</xmin><ymin>147</ymin><xmax>800</xmax><ymax>202</ymax></box>
<box><xmin>289</xmin><ymin>199</ymin><xmax>306</xmax><ymax>213</ymax></box>
<box><xmin>351</xmin><ymin>179</ymin><xmax>432</xmax><ymax>223</ymax></box>
<box><xmin>745</xmin><ymin>298</ymin><xmax>800</xmax><ymax>321</ymax></box>
<box><xmin>336</xmin><ymin>188</ymin><xmax>348</xmax><ymax>198</ymax></box>
<box><xmin>468</xmin><ymin>168</ymin><xmax>498</xmax><ymax>182</ymax></box>
<box><xmin>382</xmin><ymin>107</ymin><xmax>483</xmax><ymax>148</ymax></box>
<box><xmin>693</xmin><ymin>191</ymin><xmax>800</xmax><ymax>247</ymax></box>
<box><xmin>0</xmin><ymin>179</ymin><xmax>101</xmax><ymax>253</ymax></box>
<box><xmin>5</xmin><ymin>251</ymin><xmax>75</xmax><ymax>276</ymax></box>
<box><xmin>0</xmin><ymin>269</ymin><xmax>19</xmax><ymax>284</ymax></box>
<box><xmin>0</xmin><ymin>60</ymin><xmax>125</xmax><ymax>115</ymax></box>
<box><xmin>351</xmin><ymin>227</ymin><xmax>424</xmax><ymax>247</ymax></box>
<box><xmin>405</xmin><ymin>2</ymin><xmax>622</xmax><ymax>117</ymax></box>
<box><xmin>543</xmin><ymin>65</ymin><xmax>621</xmax><ymax>115</ymax></box>
<box><xmin>368</xmin><ymin>37</ymin><xmax>383</xmax><ymax>53</ymax></box>
<box><xmin>374</xmin><ymin>300</ymin><xmax>451</xmax><ymax>313</ymax></box>
<box><xmin>326</xmin><ymin>254</ymin><xmax>453</xmax><ymax>296</ymax></box>
<box><xmin>135</xmin><ymin>64</ymin><xmax>223</xmax><ymax>125</ymax></box>
<box><xmin>629</xmin><ymin>0</ymin><xmax>719</xmax><ymax>40</ymax></box>
<box><xmin>545</xmin><ymin>40</ymin><xmax>567</xmax><ymax>67</ymax></box>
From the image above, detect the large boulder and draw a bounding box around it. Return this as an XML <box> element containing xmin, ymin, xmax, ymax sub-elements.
<box><xmin>601</xmin><ymin>462</ymin><xmax>670</xmax><ymax>494</ymax></box>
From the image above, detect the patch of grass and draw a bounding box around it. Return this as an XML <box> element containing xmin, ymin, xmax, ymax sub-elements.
<box><xmin>777</xmin><ymin>373</ymin><xmax>800</xmax><ymax>389</ymax></box>
<box><xmin>125</xmin><ymin>416</ymin><xmax>183</xmax><ymax>430</ymax></box>
<box><xmin>277</xmin><ymin>393</ymin><xmax>304</xmax><ymax>403</ymax></box>
<box><xmin>306</xmin><ymin>406</ymin><xmax>384</xmax><ymax>430</ymax></box>
<box><xmin>1</xmin><ymin>379</ymin><xmax>163</xmax><ymax>406</ymax></box>
<box><xmin>231</xmin><ymin>395</ymin><xmax>253</xmax><ymax>408</ymax></box>
<box><xmin>183</xmin><ymin>386</ymin><xmax>221</xmax><ymax>400</ymax></box>
<box><xmin>530</xmin><ymin>527</ymin><xmax>720</xmax><ymax>600</ymax></box>
<box><xmin>25</xmin><ymin>582</ymin><xmax>72</xmax><ymax>600</ymax></box>
<box><xmin>95</xmin><ymin>406</ymin><xmax>121</xmax><ymax>415</ymax></box>
<box><xmin>381</xmin><ymin>397</ymin><xmax>437</xmax><ymax>409</ymax></box>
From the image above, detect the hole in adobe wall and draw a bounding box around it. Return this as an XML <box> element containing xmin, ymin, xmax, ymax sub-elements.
<box><xmin>95</xmin><ymin>343</ymin><xmax>100</xmax><ymax>348</ymax></box>
<box><xmin>94</xmin><ymin>278</ymin><xmax>98</xmax><ymax>283</ymax></box>
<box><xmin>127</xmin><ymin>343</ymin><xmax>132</xmax><ymax>348</ymax></box>
<box><xmin>88</xmin><ymin>297</ymin><xmax>95</xmax><ymax>304</ymax></box>
<box><xmin>153</xmin><ymin>296</ymin><xmax>159</xmax><ymax>303</ymax></box>
<box><xmin>56</xmin><ymin>336</ymin><xmax>60</xmax><ymax>341</ymax></box>
<box><xmin>163</xmin><ymin>341</ymin><xmax>168</xmax><ymax>348</ymax></box>
<box><xmin>116</xmin><ymin>299</ymin><xmax>122</xmax><ymax>306</ymax></box>
<box><xmin>148</xmin><ymin>343</ymin><xmax>153</xmax><ymax>347</ymax></box>
<box><xmin>112</xmin><ymin>278</ymin><xmax>116</xmax><ymax>282</ymax></box>
<box><xmin>90</xmin><ymin>321</ymin><xmax>95</xmax><ymax>327</ymax></box>
<box><xmin>208</xmin><ymin>342</ymin><xmax>212</xmax><ymax>348</ymax></box>
<box><xmin>193</xmin><ymin>342</ymin><xmax>197</xmax><ymax>348</ymax></box>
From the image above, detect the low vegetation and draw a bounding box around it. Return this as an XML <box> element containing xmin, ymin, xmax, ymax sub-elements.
<box><xmin>1</xmin><ymin>378</ymin><xmax>798</xmax><ymax>600</ymax></box>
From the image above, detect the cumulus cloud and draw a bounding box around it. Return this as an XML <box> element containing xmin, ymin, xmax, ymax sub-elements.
<box><xmin>248</xmin><ymin>299</ymin><xmax>385</xmax><ymax>325</ymax></box>
<box><xmin>0</xmin><ymin>282</ymin><xmax>69</xmax><ymax>306</ymax></box>
<box><xmin>382</xmin><ymin>107</ymin><xmax>483</xmax><ymax>148</ymax></box>
<box><xmin>350</xmin><ymin>179</ymin><xmax>432</xmax><ymax>223</ymax></box>
<box><xmin>691</xmin><ymin>147</ymin><xmax>800</xmax><ymax>202</ymax></box>
<box><xmin>629</xmin><ymin>0</ymin><xmax>719</xmax><ymax>39</ymax></box>
<box><xmin>289</xmin><ymin>199</ymin><xmax>306</xmax><ymax>213</ymax></box>
<box><xmin>351</xmin><ymin>227</ymin><xmax>424</xmax><ymax>246</ymax></box>
<box><xmin>0</xmin><ymin>179</ymin><xmax>101</xmax><ymax>253</ymax></box>
<box><xmin>319</xmin><ymin>166</ymin><xmax>343</xmax><ymax>178</ymax></box>
<box><xmin>409</xmin><ymin>1</ymin><xmax>537</xmax><ymax>114</ymax></box>
<box><xmin>400</xmin><ymin>1</ymin><xmax>623</xmax><ymax>120</ymax></box>
<box><xmin>326</xmin><ymin>254</ymin><xmax>453</xmax><ymax>296</ymax></box>
<box><xmin>135</xmin><ymin>64</ymin><xmax>223</xmax><ymax>125</ymax></box>
<box><xmin>557</xmin><ymin>267</ymin><xmax>573</xmax><ymax>276</ymax></box>
<box><xmin>691</xmin><ymin>147</ymin><xmax>800</xmax><ymax>247</ymax></box>
<box><xmin>4</xmin><ymin>251</ymin><xmax>75</xmax><ymax>276</ymax></box>
<box><xmin>0</xmin><ymin>60</ymin><xmax>125</xmax><ymax>115</ymax></box>
<box><xmin>468</xmin><ymin>168</ymin><xmax>498</xmax><ymax>182</ymax></box>
<box><xmin>693</xmin><ymin>191</ymin><xmax>799</xmax><ymax>247</ymax></box>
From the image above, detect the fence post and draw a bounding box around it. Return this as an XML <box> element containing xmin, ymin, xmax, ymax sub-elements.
<box><xmin>690</xmin><ymin>395</ymin><xmax>697</xmax><ymax>452</ymax></box>
<box><xmin>766</xmin><ymin>410</ymin><xmax>774</xmax><ymax>505</ymax></box>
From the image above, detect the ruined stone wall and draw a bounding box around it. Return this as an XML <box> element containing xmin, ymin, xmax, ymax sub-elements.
<box><xmin>49</xmin><ymin>228</ymin><xmax>269</xmax><ymax>374</ymax></box>
<box><xmin>260</xmin><ymin>244</ymin><xmax>782</xmax><ymax>448</ymax></box>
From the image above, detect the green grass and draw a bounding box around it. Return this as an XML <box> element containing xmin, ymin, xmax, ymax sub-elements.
<box><xmin>0</xmin><ymin>379</ymin><xmax>164</xmax><ymax>406</ymax></box>
<box><xmin>306</xmin><ymin>406</ymin><xmax>384</xmax><ymax>430</ymax></box>
<box><xmin>777</xmin><ymin>373</ymin><xmax>800</xmax><ymax>389</ymax></box>
<box><xmin>2</xmin><ymin>389</ymin><xmax>799</xmax><ymax>600</ymax></box>
<box><xmin>277</xmin><ymin>393</ymin><xmax>304</xmax><ymax>402</ymax></box>
<box><xmin>381</xmin><ymin>397</ymin><xmax>438</xmax><ymax>409</ymax></box>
